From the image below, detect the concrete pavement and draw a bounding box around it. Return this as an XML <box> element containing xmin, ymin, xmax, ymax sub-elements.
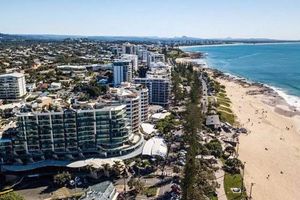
<box><xmin>215</xmin><ymin>160</ymin><xmax>227</xmax><ymax>200</ymax></box>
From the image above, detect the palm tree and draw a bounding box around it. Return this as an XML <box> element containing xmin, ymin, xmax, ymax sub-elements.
<box><xmin>85</xmin><ymin>164</ymin><xmax>100</xmax><ymax>179</ymax></box>
<box><xmin>128</xmin><ymin>178</ymin><xmax>145</xmax><ymax>194</ymax></box>
<box><xmin>102</xmin><ymin>163</ymin><xmax>111</xmax><ymax>177</ymax></box>
<box><xmin>112</xmin><ymin>161</ymin><xmax>123</xmax><ymax>178</ymax></box>
<box><xmin>121</xmin><ymin>164</ymin><xmax>129</xmax><ymax>193</ymax></box>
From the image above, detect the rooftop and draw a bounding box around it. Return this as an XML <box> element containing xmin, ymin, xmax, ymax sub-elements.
<box><xmin>142</xmin><ymin>137</ymin><xmax>167</xmax><ymax>158</ymax></box>
<box><xmin>0</xmin><ymin>72</ymin><xmax>24</xmax><ymax>78</ymax></box>
<box><xmin>206</xmin><ymin>115</ymin><xmax>221</xmax><ymax>126</ymax></box>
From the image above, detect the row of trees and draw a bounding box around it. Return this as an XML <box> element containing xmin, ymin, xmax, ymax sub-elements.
<box><xmin>173</xmin><ymin>64</ymin><xmax>217</xmax><ymax>200</ymax></box>
<box><xmin>53</xmin><ymin>161</ymin><xmax>126</xmax><ymax>186</ymax></box>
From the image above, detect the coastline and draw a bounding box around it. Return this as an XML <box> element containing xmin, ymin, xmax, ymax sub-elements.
<box><xmin>213</xmin><ymin>72</ymin><xmax>300</xmax><ymax>200</ymax></box>
<box><xmin>180</xmin><ymin>46</ymin><xmax>300</xmax><ymax>199</ymax></box>
<box><xmin>208</xmin><ymin>68</ymin><xmax>300</xmax><ymax>112</ymax></box>
<box><xmin>180</xmin><ymin>43</ymin><xmax>300</xmax><ymax>111</ymax></box>
<box><xmin>179</xmin><ymin>41</ymin><xmax>300</xmax><ymax>50</ymax></box>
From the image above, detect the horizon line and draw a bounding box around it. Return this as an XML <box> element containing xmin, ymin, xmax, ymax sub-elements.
<box><xmin>1</xmin><ymin>32</ymin><xmax>299</xmax><ymax>41</ymax></box>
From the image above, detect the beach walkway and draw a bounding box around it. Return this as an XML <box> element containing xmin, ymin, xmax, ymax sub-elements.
<box><xmin>215</xmin><ymin>160</ymin><xmax>227</xmax><ymax>200</ymax></box>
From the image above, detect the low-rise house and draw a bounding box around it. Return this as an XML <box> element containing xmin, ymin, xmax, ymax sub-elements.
<box><xmin>206</xmin><ymin>115</ymin><xmax>221</xmax><ymax>129</ymax></box>
<box><xmin>80</xmin><ymin>181</ymin><xmax>118</xmax><ymax>200</ymax></box>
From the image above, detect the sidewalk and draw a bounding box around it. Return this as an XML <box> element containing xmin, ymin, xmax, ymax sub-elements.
<box><xmin>215</xmin><ymin>160</ymin><xmax>227</xmax><ymax>200</ymax></box>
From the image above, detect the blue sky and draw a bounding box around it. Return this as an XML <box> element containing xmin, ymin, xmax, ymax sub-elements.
<box><xmin>1</xmin><ymin>0</ymin><xmax>300</xmax><ymax>39</ymax></box>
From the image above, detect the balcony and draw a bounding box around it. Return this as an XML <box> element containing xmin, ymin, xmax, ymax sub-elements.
<box><xmin>64</xmin><ymin>119</ymin><xmax>76</xmax><ymax>124</ymax></box>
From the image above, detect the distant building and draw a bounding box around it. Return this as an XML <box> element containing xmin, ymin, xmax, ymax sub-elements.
<box><xmin>134</xmin><ymin>68</ymin><xmax>171</xmax><ymax>107</ymax></box>
<box><xmin>147</xmin><ymin>52</ymin><xmax>165</xmax><ymax>67</ymax></box>
<box><xmin>57</xmin><ymin>65</ymin><xmax>87</xmax><ymax>78</ymax></box>
<box><xmin>136</xmin><ymin>45</ymin><xmax>147</xmax><ymax>61</ymax></box>
<box><xmin>113</xmin><ymin>60</ymin><xmax>133</xmax><ymax>86</ymax></box>
<box><xmin>122</xmin><ymin>43</ymin><xmax>137</xmax><ymax>55</ymax></box>
<box><xmin>0</xmin><ymin>72</ymin><xmax>26</xmax><ymax>99</ymax></box>
<box><xmin>121</xmin><ymin>54</ymin><xmax>138</xmax><ymax>71</ymax></box>
<box><xmin>80</xmin><ymin>181</ymin><xmax>118</xmax><ymax>200</ymax></box>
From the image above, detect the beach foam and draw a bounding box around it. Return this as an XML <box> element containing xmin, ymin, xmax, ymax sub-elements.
<box><xmin>221</xmin><ymin>71</ymin><xmax>300</xmax><ymax>110</ymax></box>
<box><xmin>269</xmin><ymin>86</ymin><xmax>300</xmax><ymax>110</ymax></box>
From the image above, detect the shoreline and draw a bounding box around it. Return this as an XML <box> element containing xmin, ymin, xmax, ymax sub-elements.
<box><xmin>191</xmin><ymin>57</ymin><xmax>300</xmax><ymax>111</ymax></box>
<box><xmin>214</xmin><ymin>74</ymin><xmax>300</xmax><ymax>200</ymax></box>
<box><xmin>179</xmin><ymin>41</ymin><xmax>300</xmax><ymax>50</ymax></box>
<box><xmin>208</xmin><ymin>68</ymin><xmax>300</xmax><ymax>114</ymax></box>
<box><xmin>180</xmin><ymin>46</ymin><xmax>300</xmax><ymax>111</ymax></box>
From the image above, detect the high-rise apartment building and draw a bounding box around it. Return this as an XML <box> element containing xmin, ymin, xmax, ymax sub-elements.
<box><xmin>0</xmin><ymin>73</ymin><xmax>26</xmax><ymax>99</ymax></box>
<box><xmin>134</xmin><ymin>68</ymin><xmax>171</xmax><ymax>107</ymax></box>
<box><xmin>147</xmin><ymin>52</ymin><xmax>165</xmax><ymax>68</ymax></box>
<box><xmin>121</xmin><ymin>54</ymin><xmax>138</xmax><ymax>71</ymax></box>
<box><xmin>14</xmin><ymin>104</ymin><xmax>143</xmax><ymax>160</ymax></box>
<box><xmin>113</xmin><ymin>60</ymin><xmax>133</xmax><ymax>86</ymax></box>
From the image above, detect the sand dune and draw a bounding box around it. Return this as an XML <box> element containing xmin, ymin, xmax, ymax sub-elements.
<box><xmin>218</xmin><ymin>78</ymin><xmax>300</xmax><ymax>200</ymax></box>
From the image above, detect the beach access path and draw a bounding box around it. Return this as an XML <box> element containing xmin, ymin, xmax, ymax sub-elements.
<box><xmin>215</xmin><ymin>160</ymin><xmax>227</xmax><ymax>200</ymax></box>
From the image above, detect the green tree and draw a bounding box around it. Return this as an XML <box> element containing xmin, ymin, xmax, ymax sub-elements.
<box><xmin>223</xmin><ymin>158</ymin><xmax>243</xmax><ymax>174</ymax></box>
<box><xmin>205</xmin><ymin>139</ymin><xmax>223</xmax><ymax>158</ymax></box>
<box><xmin>171</xmin><ymin>71</ymin><xmax>184</xmax><ymax>104</ymax></box>
<box><xmin>53</xmin><ymin>171</ymin><xmax>72</xmax><ymax>186</ymax></box>
<box><xmin>156</xmin><ymin>115</ymin><xmax>176</xmax><ymax>135</ymax></box>
<box><xmin>128</xmin><ymin>178</ymin><xmax>145</xmax><ymax>194</ymax></box>
<box><xmin>112</xmin><ymin>161</ymin><xmax>123</xmax><ymax>177</ymax></box>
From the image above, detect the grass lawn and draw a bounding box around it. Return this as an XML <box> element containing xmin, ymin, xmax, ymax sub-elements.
<box><xmin>218</xmin><ymin>105</ymin><xmax>233</xmax><ymax>114</ymax></box>
<box><xmin>210</xmin><ymin>195</ymin><xmax>218</xmax><ymax>200</ymax></box>
<box><xmin>217</xmin><ymin>95</ymin><xmax>231</xmax><ymax>102</ymax></box>
<box><xmin>51</xmin><ymin>187</ymin><xmax>83</xmax><ymax>200</ymax></box>
<box><xmin>218</xmin><ymin>92</ymin><xmax>226</xmax><ymax>97</ymax></box>
<box><xmin>224</xmin><ymin>173</ymin><xmax>247</xmax><ymax>200</ymax></box>
<box><xmin>218</xmin><ymin>110</ymin><xmax>235</xmax><ymax>125</ymax></box>
<box><xmin>217</xmin><ymin>96</ymin><xmax>231</xmax><ymax>106</ymax></box>
<box><xmin>143</xmin><ymin>186</ymin><xmax>158</xmax><ymax>197</ymax></box>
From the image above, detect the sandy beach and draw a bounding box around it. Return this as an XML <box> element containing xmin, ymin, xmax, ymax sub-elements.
<box><xmin>217</xmin><ymin>77</ymin><xmax>300</xmax><ymax>200</ymax></box>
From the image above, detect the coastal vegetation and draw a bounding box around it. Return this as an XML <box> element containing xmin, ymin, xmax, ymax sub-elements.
<box><xmin>209</xmin><ymin>79</ymin><xmax>236</xmax><ymax>125</ymax></box>
<box><xmin>221</xmin><ymin>158</ymin><xmax>247</xmax><ymax>200</ymax></box>
<box><xmin>0</xmin><ymin>191</ymin><xmax>24</xmax><ymax>200</ymax></box>
<box><xmin>53</xmin><ymin>172</ymin><xmax>72</xmax><ymax>186</ymax></box>
<box><xmin>205</xmin><ymin>139</ymin><xmax>223</xmax><ymax>158</ymax></box>
<box><xmin>171</xmin><ymin>70</ymin><xmax>185</xmax><ymax>105</ymax></box>
<box><xmin>165</xmin><ymin>48</ymin><xmax>188</xmax><ymax>59</ymax></box>
<box><xmin>224</xmin><ymin>173</ymin><xmax>247</xmax><ymax>200</ymax></box>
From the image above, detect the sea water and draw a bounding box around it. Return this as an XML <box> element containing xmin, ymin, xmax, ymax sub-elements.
<box><xmin>182</xmin><ymin>43</ymin><xmax>300</xmax><ymax>108</ymax></box>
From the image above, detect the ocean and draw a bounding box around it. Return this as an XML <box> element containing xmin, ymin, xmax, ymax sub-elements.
<box><xmin>181</xmin><ymin>43</ymin><xmax>300</xmax><ymax>109</ymax></box>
